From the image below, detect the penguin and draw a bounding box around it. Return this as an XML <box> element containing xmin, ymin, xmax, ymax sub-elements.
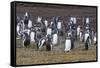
<box><xmin>46</xmin><ymin>35</ymin><xmax>53</xmax><ymax>51</ymax></box>
<box><xmin>84</xmin><ymin>30</ymin><xmax>91</xmax><ymax>50</ymax></box>
<box><xmin>30</xmin><ymin>28</ymin><xmax>36</xmax><ymax>43</ymax></box>
<box><xmin>37</xmin><ymin>16</ymin><xmax>42</xmax><ymax>23</ymax></box>
<box><xmin>46</xmin><ymin>27</ymin><xmax>52</xmax><ymax>36</ymax></box>
<box><xmin>52</xmin><ymin>30</ymin><xmax>58</xmax><ymax>46</ymax></box>
<box><xmin>86</xmin><ymin>17</ymin><xmax>89</xmax><ymax>24</ymax></box>
<box><xmin>22</xmin><ymin>30</ymin><xmax>30</xmax><ymax>47</ymax></box>
<box><xmin>64</xmin><ymin>33</ymin><xmax>71</xmax><ymax>52</ymax></box>
<box><xmin>28</xmin><ymin>20</ymin><xmax>33</xmax><ymax>29</ymax></box>
<box><xmin>77</xmin><ymin>25</ymin><xmax>80</xmax><ymax>37</ymax></box>
<box><xmin>57</xmin><ymin>21</ymin><xmax>62</xmax><ymax>30</ymax></box>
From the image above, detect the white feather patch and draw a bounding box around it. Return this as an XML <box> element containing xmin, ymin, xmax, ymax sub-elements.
<box><xmin>85</xmin><ymin>33</ymin><xmax>89</xmax><ymax>42</ymax></box>
<box><xmin>30</xmin><ymin>31</ymin><xmax>35</xmax><ymax>42</ymax></box>
<box><xmin>39</xmin><ymin>39</ymin><xmax>45</xmax><ymax>49</ymax></box>
<box><xmin>57</xmin><ymin>22</ymin><xmax>61</xmax><ymax>29</ymax></box>
<box><xmin>64</xmin><ymin>39</ymin><xmax>71</xmax><ymax>51</ymax></box>
<box><xmin>77</xmin><ymin>26</ymin><xmax>80</xmax><ymax>36</ymax></box>
<box><xmin>52</xmin><ymin>34</ymin><xmax>58</xmax><ymax>45</ymax></box>
<box><xmin>47</xmin><ymin>28</ymin><xmax>52</xmax><ymax>35</ymax></box>
<box><xmin>28</xmin><ymin>20</ymin><xmax>32</xmax><ymax>28</ymax></box>
<box><xmin>94</xmin><ymin>36</ymin><xmax>96</xmax><ymax>43</ymax></box>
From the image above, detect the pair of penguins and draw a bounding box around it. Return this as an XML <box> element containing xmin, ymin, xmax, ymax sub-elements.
<box><xmin>23</xmin><ymin>30</ymin><xmax>52</xmax><ymax>51</ymax></box>
<box><xmin>64</xmin><ymin>31</ymin><xmax>90</xmax><ymax>52</ymax></box>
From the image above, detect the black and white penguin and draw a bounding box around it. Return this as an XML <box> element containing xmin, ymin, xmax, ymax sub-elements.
<box><xmin>84</xmin><ymin>30</ymin><xmax>91</xmax><ymax>50</ymax></box>
<box><xmin>30</xmin><ymin>28</ymin><xmax>36</xmax><ymax>43</ymax></box>
<box><xmin>22</xmin><ymin>29</ymin><xmax>31</xmax><ymax>47</ymax></box>
<box><xmin>52</xmin><ymin>29</ymin><xmax>58</xmax><ymax>46</ymax></box>
<box><xmin>64</xmin><ymin>33</ymin><xmax>72</xmax><ymax>52</ymax></box>
<box><xmin>45</xmin><ymin>35</ymin><xmax>53</xmax><ymax>51</ymax></box>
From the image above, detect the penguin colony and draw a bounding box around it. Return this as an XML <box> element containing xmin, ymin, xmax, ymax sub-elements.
<box><xmin>16</xmin><ymin>12</ymin><xmax>97</xmax><ymax>51</ymax></box>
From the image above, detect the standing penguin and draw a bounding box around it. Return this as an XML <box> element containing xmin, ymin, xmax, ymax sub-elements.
<box><xmin>57</xmin><ymin>20</ymin><xmax>63</xmax><ymax>36</ymax></box>
<box><xmin>52</xmin><ymin>29</ymin><xmax>58</xmax><ymax>46</ymax></box>
<box><xmin>42</xmin><ymin>20</ymin><xmax>48</xmax><ymax>35</ymax></box>
<box><xmin>28</xmin><ymin>20</ymin><xmax>33</xmax><ymax>29</ymax></box>
<box><xmin>22</xmin><ymin>29</ymin><xmax>31</xmax><ymax>47</ymax></box>
<box><xmin>44</xmin><ymin>20</ymin><xmax>48</xmax><ymax>28</ymax></box>
<box><xmin>86</xmin><ymin>17</ymin><xmax>89</xmax><ymax>24</ymax></box>
<box><xmin>38</xmin><ymin>37</ymin><xmax>46</xmax><ymax>49</ymax></box>
<box><xmin>84</xmin><ymin>30</ymin><xmax>91</xmax><ymax>50</ymax></box>
<box><xmin>23</xmin><ymin>12</ymin><xmax>29</xmax><ymax>29</ymax></box>
<box><xmin>46</xmin><ymin>27</ymin><xmax>52</xmax><ymax>36</ymax></box>
<box><xmin>77</xmin><ymin>25</ymin><xmax>80</xmax><ymax>37</ymax></box>
<box><xmin>30</xmin><ymin>28</ymin><xmax>36</xmax><ymax>43</ymax></box>
<box><xmin>16</xmin><ymin>22</ymin><xmax>22</xmax><ymax>38</ymax></box>
<box><xmin>71</xmin><ymin>30</ymin><xmax>75</xmax><ymax>49</ymax></box>
<box><xmin>46</xmin><ymin>35</ymin><xmax>53</xmax><ymax>51</ymax></box>
<box><xmin>64</xmin><ymin>33</ymin><xmax>71</xmax><ymax>52</ymax></box>
<box><xmin>37</xmin><ymin>16</ymin><xmax>42</xmax><ymax>23</ymax></box>
<box><xmin>23</xmin><ymin>12</ymin><xmax>33</xmax><ymax>29</ymax></box>
<box><xmin>57</xmin><ymin>21</ymin><xmax>62</xmax><ymax>30</ymax></box>
<box><xmin>16</xmin><ymin>20</ymin><xmax>24</xmax><ymax>39</ymax></box>
<box><xmin>73</xmin><ymin>17</ymin><xmax>77</xmax><ymax>24</ymax></box>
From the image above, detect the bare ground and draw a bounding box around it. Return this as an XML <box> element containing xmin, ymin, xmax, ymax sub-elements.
<box><xmin>16</xmin><ymin>39</ymin><xmax>97</xmax><ymax>65</ymax></box>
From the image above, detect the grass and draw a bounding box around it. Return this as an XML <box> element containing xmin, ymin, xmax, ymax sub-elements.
<box><xmin>16</xmin><ymin>39</ymin><xmax>97</xmax><ymax>65</ymax></box>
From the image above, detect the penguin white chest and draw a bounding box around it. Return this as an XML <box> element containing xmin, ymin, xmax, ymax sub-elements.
<box><xmin>57</xmin><ymin>22</ymin><xmax>61</xmax><ymax>29</ymax></box>
<box><xmin>64</xmin><ymin>39</ymin><xmax>71</xmax><ymax>51</ymax></box>
<box><xmin>39</xmin><ymin>39</ymin><xmax>45</xmax><ymax>49</ymax></box>
<box><xmin>30</xmin><ymin>32</ymin><xmax>35</xmax><ymax>42</ymax></box>
<box><xmin>44</xmin><ymin>20</ymin><xmax>48</xmax><ymax>27</ymax></box>
<box><xmin>77</xmin><ymin>27</ymin><xmax>80</xmax><ymax>36</ymax></box>
<box><xmin>52</xmin><ymin>34</ymin><xmax>58</xmax><ymax>45</ymax></box>
<box><xmin>17</xmin><ymin>24</ymin><xmax>21</xmax><ymax>36</ymax></box>
<box><xmin>94</xmin><ymin>36</ymin><xmax>96</xmax><ymax>43</ymax></box>
<box><xmin>47</xmin><ymin>28</ymin><xmax>52</xmax><ymax>35</ymax></box>
<box><xmin>85</xmin><ymin>33</ymin><xmax>89</xmax><ymax>42</ymax></box>
<box><xmin>28</xmin><ymin>20</ymin><xmax>32</xmax><ymax>28</ymax></box>
<box><xmin>17</xmin><ymin>25</ymin><xmax>20</xmax><ymax>34</ymax></box>
<box><xmin>79</xmin><ymin>32</ymin><xmax>83</xmax><ymax>41</ymax></box>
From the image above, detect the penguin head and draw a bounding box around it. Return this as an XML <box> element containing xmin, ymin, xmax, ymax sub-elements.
<box><xmin>37</xmin><ymin>16</ymin><xmax>42</xmax><ymax>23</ymax></box>
<box><xmin>86</xmin><ymin>17</ymin><xmax>89</xmax><ymax>24</ymax></box>
<box><xmin>25</xmin><ymin>12</ymin><xmax>28</xmax><ymax>17</ymax></box>
<box><xmin>70</xmin><ymin>17</ymin><xmax>74</xmax><ymax>22</ymax></box>
<box><xmin>24</xmin><ymin>12</ymin><xmax>29</xmax><ymax>20</ymax></box>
